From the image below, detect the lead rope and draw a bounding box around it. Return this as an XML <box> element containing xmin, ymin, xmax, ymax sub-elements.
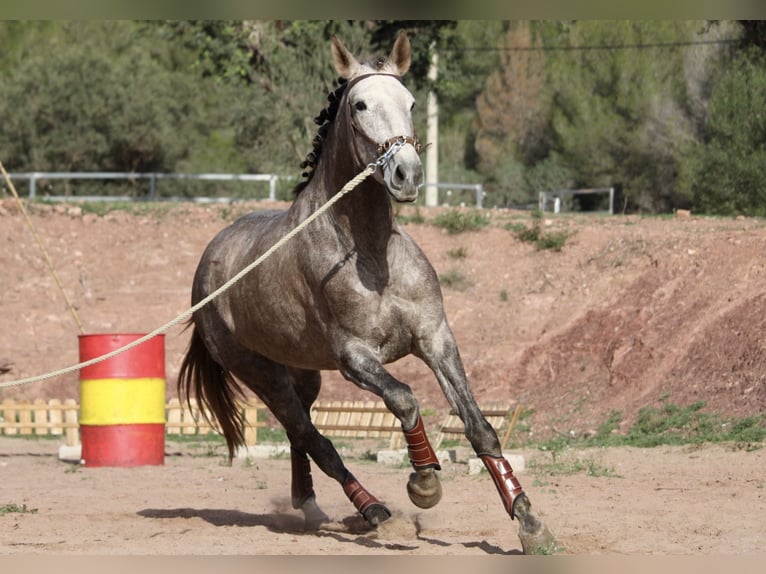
<box><xmin>0</xmin><ymin>140</ymin><xmax>406</xmax><ymax>390</ymax></box>
<box><xmin>0</xmin><ymin>161</ymin><xmax>85</xmax><ymax>334</ymax></box>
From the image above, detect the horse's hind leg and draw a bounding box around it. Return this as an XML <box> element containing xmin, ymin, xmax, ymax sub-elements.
<box><xmin>229</xmin><ymin>357</ymin><xmax>391</xmax><ymax>527</ymax></box>
<box><xmin>286</xmin><ymin>368</ymin><xmax>329</xmax><ymax>528</ymax></box>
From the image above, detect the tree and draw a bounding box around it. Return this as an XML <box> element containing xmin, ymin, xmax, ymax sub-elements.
<box><xmin>540</xmin><ymin>21</ymin><xmax>715</xmax><ymax>212</ymax></box>
<box><xmin>226</xmin><ymin>21</ymin><xmax>375</xmax><ymax>175</ymax></box>
<box><xmin>473</xmin><ymin>22</ymin><xmax>558</xmax><ymax>205</ymax></box>
<box><xmin>0</xmin><ymin>22</ymin><xmax>210</xmax><ymax>181</ymax></box>
<box><xmin>690</xmin><ymin>48</ymin><xmax>766</xmax><ymax>215</ymax></box>
<box><xmin>471</xmin><ymin>21</ymin><xmax>736</xmax><ymax>212</ymax></box>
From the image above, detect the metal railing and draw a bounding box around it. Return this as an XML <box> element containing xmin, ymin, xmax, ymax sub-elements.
<box><xmin>4</xmin><ymin>171</ymin><xmax>280</xmax><ymax>202</ymax></box>
<box><xmin>3</xmin><ymin>172</ymin><xmax>486</xmax><ymax>207</ymax></box>
<box><xmin>424</xmin><ymin>182</ymin><xmax>485</xmax><ymax>208</ymax></box>
<box><xmin>539</xmin><ymin>187</ymin><xmax>614</xmax><ymax>215</ymax></box>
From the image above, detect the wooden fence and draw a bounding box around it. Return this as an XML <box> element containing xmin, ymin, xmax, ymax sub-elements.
<box><xmin>434</xmin><ymin>403</ymin><xmax>522</xmax><ymax>449</ymax></box>
<box><xmin>310</xmin><ymin>400</ymin><xmax>403</xmax><ymax>449</ymax></box>
<box><xmin>1</xmin><ymin>398</ymin><xmax>522</xmax><ymax>451</ymax></box>
<box><xmin>0</xmin><ymin>398</ymin><xmax>80</xmax><ymax>446</ymax></box>
<box><xmin>0</xmin><ymin>398</ymin><xmax>267</xmax><ymax>447</ymax></box>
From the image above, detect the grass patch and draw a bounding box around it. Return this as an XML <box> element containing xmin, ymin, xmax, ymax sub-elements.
<box><xmin>432</xmin><ymin>208</ymin><xmax>489</xmax><ymax>234</ymax></box>
<box><xmin>533</xmin><ymin>401</ymin><xmax>766</xmax><ymax>452</ymax></box>
<box><xmin>395</xmin><ymin>205</ymin><xmax>426</xmax><ymax>225</ymax></box>
<box><xmin>509</xmin><ymin>210</ymin><xmax>570</xmax><ymax>251</ymax></box>
<box><xmin>439</xmin><ymin>269</ymin><xmax>472</xmax><ymax>291</ymax></box>
<box><xmin>0</xmin><ymin>503</ymin><xmax>37</xmax><ymax>516</ymax></box>
<box><xmin>73</xmin><ymin>200</ymin><xmax>178</xmax><ymax>218</ymax></box>
<box><xmin>447</xmin><ymin>246</ymin><xmax>468</xmax><ymax>259</ymax></box>
<box><xmin>618</xmin><ymin>402</ymin><xmax>766</xmax><ymax>448</ymax></box>
<box><xmin>529</xmin><ymin>452</ymin><xmax>618</xmax><ymax>478</ymax></box>
<box><xmin>257</xmin><ymin>426</ymin><xmax>288</xmax><ymax>444</ymax></box>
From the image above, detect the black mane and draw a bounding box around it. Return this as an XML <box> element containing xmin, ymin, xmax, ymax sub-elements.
<box><xmin>292</xmin><ymin>77</ymin><xmax>348</xmax><ymax>196</ymax></box>
<box><xmin>293</xmin><ymin>56</ymin><xmax>390</xmax><ymax>196</ymax></box>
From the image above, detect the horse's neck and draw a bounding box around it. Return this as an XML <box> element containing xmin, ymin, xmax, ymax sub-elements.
<box><xmin>339</xmin><ymin>179</ymin><xmax>395</xmax><ymax>253</ymax></box>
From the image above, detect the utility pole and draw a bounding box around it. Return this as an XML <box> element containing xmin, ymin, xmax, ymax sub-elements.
<box><xmin>425</xmin><ymin>42</ymin><xmax>439</xmax><ymax>207</ymax></box>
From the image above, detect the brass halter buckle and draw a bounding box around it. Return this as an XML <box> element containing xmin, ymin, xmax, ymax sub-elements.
<box><xmin>377</xmin><ymin>135</ymin><xmax>422</xmax><ymax>156</ymax></box>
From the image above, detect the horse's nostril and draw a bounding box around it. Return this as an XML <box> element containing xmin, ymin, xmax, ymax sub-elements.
<box><xmin>395</xmin><ymin>166</ymin><xmax>405</xmax><ymax>183</ymax></box>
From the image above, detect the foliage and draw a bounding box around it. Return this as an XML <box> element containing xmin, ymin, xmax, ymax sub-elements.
<box><xmin>688</xmin><ymin>48</ymin><xmax>766</xmax><ymax>216</ymax></box>
<box><xmin>529</xmin><ymin>452</ymin><xmax>618</xmax><ymax>478</ymax></box>
<box><xmin>447</xmin><ymin>246</ymin><xmax>468</xmax><ymax>259</ymax></box>
<box><xmin>394</xmin><ymin>205</ymin><xmax>426</xmax><ymax>225</ymax></box>
<box><xmin>473</xmin><ymin>20</ymin><xmax>742</xmax><ymax>213</ymax></box>
<box><xmin>533</xmin><ymin>401</ymin><xmax>766</xmax><ymax>451</ymax></box>
<box><xmin>431</xmin><ymin>208</ymin><xmax>490</xmax><ymax>234</ymax></box>
<box><xmin>0</xmin><ymin>503</ymin><xmax>38</xmax><ymax>515</ymax></box>
<box><xmin>538</xmin><ymin>21</ymin><xmax>720</xmax><ymax>213</ymax></box>
<box><xmin>438</xmin><ymin>269</ymin><xmax>472</xmax><ymax>291</ymax></box>
<box><xmin>0</xmin><ymin>22</ymin><xmax>214</xmax><ymax>181</ymax></box>
<box><xmin>229</xmin><ymin>21</ymin><xmax>374</xmax><ymax>175</ymax></box>
<box><xmin>474</xmin><ymin>22</ymin><xmax>549</xmax><ymax>204</ymax></box>
<box><xmin>2</xmin><ymin>20</ymin><xmax>765</xmax><ymax>214</ymax></box>
<box><xmin>511</xmin><ymin>210</ymin><xmax>570</xmax><ymax>251</ymax></box>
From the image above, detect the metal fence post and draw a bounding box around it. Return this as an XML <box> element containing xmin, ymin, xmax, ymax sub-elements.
<box><xmin>269</xmin><ymin>176</ymin><xmax>276</xmax><ymax>201</ymax></box>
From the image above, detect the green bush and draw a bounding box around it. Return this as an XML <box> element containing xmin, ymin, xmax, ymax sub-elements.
<box><xmin>432</xmin><ymin>208</ymin><xmax>490</xmax><ymax>234</ymax></box>
<box><xmin>690</xmin><ymin>49</ymin><xmax>766</xmax><ymax>215</ymax></box>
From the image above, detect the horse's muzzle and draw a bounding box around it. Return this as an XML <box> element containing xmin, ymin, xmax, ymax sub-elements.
<box><xmin>385</xmin><ymin>147</ymin><xmax>423</xmax><ymax>203</ymax></box>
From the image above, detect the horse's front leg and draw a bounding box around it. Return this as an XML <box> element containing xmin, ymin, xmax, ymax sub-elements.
<box><xmin>338</xmin><ymin>342</ymin><xmax>442</xmax><ymax>510</ymax></box>
<box><xmin>416</xmin><ymin>320</ymin><xmax>556</xmax><ymax>554</ymax></box>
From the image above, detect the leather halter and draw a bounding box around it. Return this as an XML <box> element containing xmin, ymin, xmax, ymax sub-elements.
<box><xmin>344</xmin><ymin>73</ymin><xmax>424</xmax><ymax>157</ymax></box>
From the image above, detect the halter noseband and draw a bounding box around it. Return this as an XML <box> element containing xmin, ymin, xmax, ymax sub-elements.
<box><xmin>345</xmin><ymin>73</ymin><xmax>424</xmax><ymax>158</ymax></box>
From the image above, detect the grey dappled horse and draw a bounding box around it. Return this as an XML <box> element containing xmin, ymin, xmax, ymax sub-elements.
<box><xmin>179</xmin><ymin>32</ymin><xmax>554</xmax><ymax>553</ymax></box>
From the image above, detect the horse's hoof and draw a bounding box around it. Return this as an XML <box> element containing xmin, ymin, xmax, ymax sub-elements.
<box><xmin>406</xmin><ymin>470</ymin><xmax>442</xmax><ymax>509</ymax></box>
<box><xmin>511</xmin><ymin>492</ymin><xmax>556</xmax><ymax>554</ymax></box>
<box><xmin>518</xmin><ymin>521</ymin><xmax>556</xmax><ymax>555</ymax></box>
<box><xmin>363</xmin><ymin>503</ymin><xmax>392</xmax><ymax>526</ymax></box>
<box><xmin>300</xmin><ymin>497</ymin><xmax>330</xmax><ymax>530</ymax></box>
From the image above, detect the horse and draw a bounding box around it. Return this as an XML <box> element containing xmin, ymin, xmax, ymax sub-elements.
<box><xmin>178</xmin><ymin>31</ymin><xmax>554</xmax><ymax>554</ymax></box>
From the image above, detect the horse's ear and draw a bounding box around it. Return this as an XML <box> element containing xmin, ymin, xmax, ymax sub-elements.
<box><xmin>388</xmin><ymin>31</ymin><xmax>411</xmax><ymax>76</ymax></box>
<box><xmin>331</xmin><ymin>35</ymin><xmax>359</xmax><ymax>79</ymax></box>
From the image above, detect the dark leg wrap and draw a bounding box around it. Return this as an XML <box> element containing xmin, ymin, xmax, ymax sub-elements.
<box><xmin>342</xmin><ymin>473</ymin><xmax>382</xmax><ymax>516</ymax></box>
<box><xmin>290</xmin><ymin>448</ymin><xmax>315</xmax><ymax>509</ymax></box>
<box><xmin>480</xmin><ymin>454</ymin><xmax>525</xmax><ymax>520</ymax></box>
<box><xmin>403</xmin><ymin>415</ymin><xmax>441</xmax><ymax>470</ymax></box>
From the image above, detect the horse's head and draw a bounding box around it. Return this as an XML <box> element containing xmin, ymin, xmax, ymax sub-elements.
<box><xmin>331</xmin><ymin>32</ymin><xmax>424</xmax><ymax>203</ymax></box>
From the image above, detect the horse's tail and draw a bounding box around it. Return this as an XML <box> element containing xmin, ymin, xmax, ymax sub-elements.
<box><xmin>177</xmin><ymin>324</ymin><xmax>246</xmax><ymax>459</ymax></box>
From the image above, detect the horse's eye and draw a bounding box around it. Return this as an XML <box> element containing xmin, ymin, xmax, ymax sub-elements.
<box><xmin>410</xmin><ymin>102</ymin><xmax>416</xmax><ymax>112</ymax></box>
<box><xmin>354</xmin><ymin>101</ymin><xmax>367</xmax><ymax>112</ymax></box>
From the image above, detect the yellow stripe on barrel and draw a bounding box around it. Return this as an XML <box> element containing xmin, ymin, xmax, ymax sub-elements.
<box><xmin>79</xmin><ymin>377</ymin><xmax>166</xmax><ymax>425</ymax></box>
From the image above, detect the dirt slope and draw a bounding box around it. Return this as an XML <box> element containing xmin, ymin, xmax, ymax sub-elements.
<box><xmin>1</xmin><ymin>199</ymin><xmax>765</xmax><ymax>438</ymax></box>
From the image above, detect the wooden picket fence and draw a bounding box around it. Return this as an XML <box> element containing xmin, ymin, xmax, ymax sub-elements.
<box><xmin>0</xmin><ymin>398</ymin><xmax>80</xmax><ymax>446</ymax></box>
<box><xmin>434</xmin><ymin>403</ymin><xmax>523</xmax><ymax>449</ymax></box>
<box><xmin>0</xmin><ymin>397</ymin><xmax>267</xmax><ymax>447</ymax></box>
<box><xmin>0</xmin><ymin>398</ymin><xmax>522</xmax><ymax>451</ymax></box>
<box><xmin>310</xmin><ymin>400</ymin><xmax>403</xmax><ymax>449</ymax></box>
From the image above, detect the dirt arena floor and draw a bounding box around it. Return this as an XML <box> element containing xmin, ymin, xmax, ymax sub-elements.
<box><xmin>1</xmin><ymin>200</ymin><xmax>766</xmax><ymax>559</ymax></box>
<box><xmin>1</xmin><ymin>436</ymin><xmax>764</xmax><ymax>555</ymax></box>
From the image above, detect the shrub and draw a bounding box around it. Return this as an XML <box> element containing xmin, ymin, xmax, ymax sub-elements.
<box><xmin>690</xmin><ymin>49</ymin><xmax>766</xmax><ymax>216</ymax></box>
<box><xmin>432</xmin><ymin>208</ymin><xmax>490</xmax><ymax>234</ymax></box>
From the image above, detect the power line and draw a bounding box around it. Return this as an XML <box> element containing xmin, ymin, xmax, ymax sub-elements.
<box><xmin>456</xmin><ymin>38</ymin><xmax>740</xmax><ymax>53</ymax></box>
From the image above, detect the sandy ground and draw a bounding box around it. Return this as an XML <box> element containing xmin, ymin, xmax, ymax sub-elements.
<box><xmin>2</xmin><ymin>200</ymin><xmax>765</xmax><ymax>435</ymax></box>
<box><xmin>1</xmin><ymin>436</ymin><xmax>764</xmax><ymax>555</ymax></box>
<box><xmin>1</xmin><ymin>200</ymin><xmax>766</xmax><ymax>557</ymax></box>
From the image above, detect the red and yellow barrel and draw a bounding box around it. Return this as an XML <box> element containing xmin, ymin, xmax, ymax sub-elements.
<box><xmin>78</xmin><ymin>334</ymin><xmax>166</xmax><ymax>467</ymax></box>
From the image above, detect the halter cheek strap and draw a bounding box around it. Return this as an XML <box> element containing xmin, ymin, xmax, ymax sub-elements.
<box><xmin>345</xmin><ymin>73</ymin><xmax>425</xmax><ymax>157</ymax></box>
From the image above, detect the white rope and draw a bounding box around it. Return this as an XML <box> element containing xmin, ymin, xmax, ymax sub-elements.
<box><xmin>0</xmin><ymin>161</ymin><xmax>382</xmax><ymax>389</ymax></box>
